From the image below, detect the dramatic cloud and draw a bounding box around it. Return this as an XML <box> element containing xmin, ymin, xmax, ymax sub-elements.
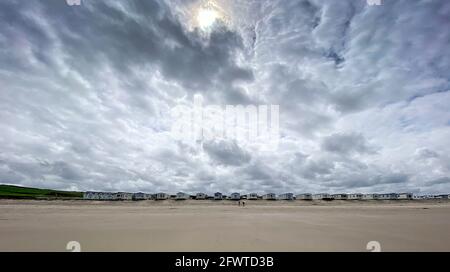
<box><xmin>203</xmin><ymin>140</ymin><xmax>251</xmax><ymax>166</ymax></box>
<box><xmin>0</xmin><ymin>0</ymin><xmax>449</xmax><ymax>194</ymax></box>
<box><xmin>321</xmin><ymin>133</ymin><xmax>376</xmax><ymax>155</ymax></box>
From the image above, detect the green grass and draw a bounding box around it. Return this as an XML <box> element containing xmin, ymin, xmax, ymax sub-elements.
<box><xmin>0</xmin><ymin>184</ymin><xmax>83</xmax><ymax>199</ymax></box>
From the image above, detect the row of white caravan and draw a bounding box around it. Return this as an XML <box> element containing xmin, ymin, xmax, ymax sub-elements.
<box><xmin>83</xmin><ymin>191</ymin><xmax>436</xmax><ymax>201</ymax></box>
<box><xmin>205</xmin><ymin>192</ymin><xmax>415</xmax><ymax>201</ymax></box>
<box><xmin>296</xmin><ymin>193</ymin><xmax>415</xmax><ymax>200</ymax></box>
<box><xmin>413</xmin><ymin>194</ymin><xmax>450</xmax><ymax>200</ymax></box>
<box><xmin>84</xmin><ymin>191</ymin><xmax>144</xmax><ymax>201</ymax></box>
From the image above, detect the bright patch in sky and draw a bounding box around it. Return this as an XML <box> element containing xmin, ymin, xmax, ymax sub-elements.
<box><xmin>197</xmin><ymin>8</ymin><xmax>218</xmax><ymax>29</ymax></box>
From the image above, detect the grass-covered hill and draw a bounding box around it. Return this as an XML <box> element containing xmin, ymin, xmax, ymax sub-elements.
<box><xmin>0</xmin><ymin>184</ymin><xmax>83</xmax><ymax>200</ymax></box>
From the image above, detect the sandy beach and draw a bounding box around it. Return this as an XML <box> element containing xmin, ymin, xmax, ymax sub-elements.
<box><xmin>1</xmin><ymin>199</ymin><xmax>449</xmax><ymax>252</ymax></box>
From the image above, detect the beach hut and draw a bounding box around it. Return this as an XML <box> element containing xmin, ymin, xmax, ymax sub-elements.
<box><xmin>312</xmin><ymin>193</ymin><xmax>333</xmax><ymax>200</ymax></box>
<box><xmin>155</xmin><ymin>193</ymin><xmax>169</xmax><ymax>200</ymax></box>
<box><xmin>437</xmin><ymin>194</ymin><xmax>450</xmax><ymax>199</ymax></box>
<box><xmin>296</xmin><ymin>193</ymin><xmax>312</xmax><ymax>200</ymax></box>
<box><xmin>262</xmin><ymin>193</ymin><xmax>277</xmax><ymax>200</ymax></box>
<box><xmin>85</xmin><ymin>192</ymin><xmax>118</xmax><ymax>200</ymax></box>
<box><xmin>278</xmin><ymin>193</ymin><xmax>294</xmax><ymax>200</ymax></box>
<box><xmin>110</xmin><ymin>193</ymin><xmax>121</xmax><ymax>200</ymax></box>
<box><xmin>347</xmin><ymin>193</ymin><xmax>363</xmax><ymax>200</ymax></box>
<box><xmin>84</xmin><ymin>191</ymin><xmax>97</xmax><ymax>200</ymax></box>
<box><xmin>104</xmin><ymin>192</ymin><xmax>118</xmax><ymax>200</ymax></box>
<box><xmin>230</xmin><ymin>193</ymin><xmax>241</xmax><ymax>200</ymax></box>
<box><xmin>378</xmin><ymin>193</ymin><xmax>398</xmax><ymax>200</ymax></box>
<box><xmin>363</xmin><ymin>194</ymin><xmax>379</xmax><ymax>200</ymax></box>
<box><xmin>214</xmin><ymin>192</ymin><xmax>223</xmax><ymax>200</ymax></box>
<box><xmin>332</xmin><ymin>194</ymin><xmax>348</xmax><ymax>200</ymax></box>
<box><xmin>132</xmin><ymin>192</ymin><xmax>147</xmax><ymax>201</ymax></box>
<box><xmin>83</xmin><ymin>192</ymin><xmax>90</xmax><ymax>199</ymax></box>
<box><xmin>421</xmin><ymin>194</ymin><xmax>435</xmax><ymax>199</ymax></box>
<box><xmin>89</xmin><ymin>192</ymin><xmax>101</xmax><ymax>200</ymax></box>
<box><xmin>176</xmin><ymin>192</ymin><xmax>189</xmax><ymax>200</ymax></box>
<box><xmin>247</xmin><ymin>193</ymin><xmax>258</xmax><ymax>200</ymax></box>
<box><xmin>195</xmin><ymin>193</ymin><xmax>207</xmax><ymax>200</ymax></box>
<box><xmin>117</xmin><ymin>192</ymin><xmax>133</xmax><ymax>200</ymax></box>
<box><xmin>398</xmin><ymin>193</ymin><xmax>413</xmax><ymax>200</ymax></box>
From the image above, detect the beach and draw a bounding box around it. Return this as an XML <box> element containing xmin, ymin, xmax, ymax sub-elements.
<box><xmin>0</xmin><ymin>199</ymin><xmax>449</xmax><ymax>252</ymax></box>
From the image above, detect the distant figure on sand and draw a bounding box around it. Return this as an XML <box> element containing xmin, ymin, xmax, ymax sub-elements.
<box><xmin>243</xmin><ymin>201</ymin><xmax>246</xmax><ymax>207</ymax></box>
<box><xmin>238</xmin><ymin>201</ymin><xmax>241</xmax><ymax>206</ymax></box>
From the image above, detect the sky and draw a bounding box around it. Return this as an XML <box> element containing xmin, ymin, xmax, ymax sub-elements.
<box><xmin>0</xmin><ymin>0</ymin><xmax>449</xmax><ymax>195</ymax></box>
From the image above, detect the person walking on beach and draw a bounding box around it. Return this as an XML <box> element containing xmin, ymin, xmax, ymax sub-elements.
<box><xmin>242</xmin><ymin>201</ymin><xmax>246</xmax><ymax>207</ymax></box>
<box><xmin>238</xmin><ymin>201</ymin><xmax>241</xmax><ymax>206</ymax></box>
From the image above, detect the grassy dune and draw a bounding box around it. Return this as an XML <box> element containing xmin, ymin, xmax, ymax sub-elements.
<box><xmin>0</xmin><ymin>184</ymin><xmax>83</xmax><ymax>200</ymax></box>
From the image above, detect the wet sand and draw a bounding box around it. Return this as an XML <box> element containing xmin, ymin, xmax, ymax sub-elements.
<box><xmin>1</xmin><ymin>199</ymin><xmax>449</xmax><ymax>251</ymax></box>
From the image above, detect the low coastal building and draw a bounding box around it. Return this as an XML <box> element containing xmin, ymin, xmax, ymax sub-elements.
<box><xmin>332</xmin><ymin>194</ymin><xmax>348</xmax><ymax>200</ymax></box>
<box><xmin>378</xmin><ymin>193</ymin><xmax>398</xmax><ymax>200</ymax></box>
<box><xmin>84</xmin><ymin>191</ymin><xmax>98</xmax><ymax>200</ymax></box>
<box><xmin>155</xmin><ymin>193</ymin><xmax>169</xmax><ymax>200</ymax></box>
<box><xmin>363</xmin><ymin>194</ymin><xmax>379</xmax><ymax>200</ymax></box>
<box><xmin>84</xmin><ymin>191</ymin><xmax>118</xmax><ymax>200</ymax></box>
<box><xmin>278</xmin><ymin>193</ymin><xmax>294</xmax><ymax>200</ymax></box>
<box><xmin>230</xmin><ymin>193</ymin><xmax>241</xmax><ymax>200</ymax></box>
<box><xmin>117</xmin><ymin>192</ymin><xmax>133</xmax><ymax>200</ymax></box>
<box><xmin>107</xmin><ymin>192</ymin><xmax>119</xmax><ymax>200</ymax></box>
<box><xmin>430</xmin><ymin>195</ymin><xmax>443</xmax><ymax>199</ymax></box>
<box><xmin>398</xmin><ymin>193</ymin><xmax>413</xmax><ymax>200</ymax></box>
<box><xmin>145</xmin><ymin>193</ymin><xmax>154</xmax><ymax>200</ymax></box>
<box><xmin>132</xmin><ymin>192</ymin><xmax>151</xmax><ymax>201</ymax></box>
<box><xmin>214</xmin><ymin>192</ymin><xmax>223</xmax><ymax>200</ymax></box>
<box><xmin>347</xmin><ymin>193</ymin><xmax>364</xmax><ymax>200</ymax></box>
<box><xmin>416</xmin><ymin>194</ymin><xmax>436</xmax><ymax>199</ymax></box>
<box><xmin>247</xmin><ymin>193</ymin><xmax>258</xmax><ymax>200</ymax></box>
<box><xmin>83</xmin><ymin>192</ymin><xmax>93</xmax><ymax>200</ymax></box>
<box><xmin>296</xmin><ymin>193</ymin><xmax>312</xmax><ymax>200</ymax></box>
<box><xmin>312</xmin><ymin>193</ymin><xmax>333</xmax><ymax>200</ymax></box>
<box><xmin>262</xmin><ymin>193</ymin><xmax>277</xmax><ymax>200</ymax></box>
<box><xmin>176</xmin><ymin>192</ymin><xmax>189</xmax><ymax>200</ymax></box>
<box><xmin>195</xmin><ymin>193</ymin><xmax>207</xmax><ymax>200</ymax></box>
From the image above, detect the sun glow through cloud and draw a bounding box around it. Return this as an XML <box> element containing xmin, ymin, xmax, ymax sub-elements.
<box><xmin>197</xmin><ymin>8</ymin><xmax>218</xmax><ymax>29</ymax></box>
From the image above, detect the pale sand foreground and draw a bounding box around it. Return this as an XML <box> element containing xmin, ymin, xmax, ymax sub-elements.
<box><xmin>1</xmin><ymin>200</ymin><xmax>450</xmax><ymax>251</ymax></box>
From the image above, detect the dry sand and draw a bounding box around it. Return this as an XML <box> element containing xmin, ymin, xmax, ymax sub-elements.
<box><xmin>1</xmin><ymin>199</ymin><xmax>449</xmax><ymax>252</ymax></box>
